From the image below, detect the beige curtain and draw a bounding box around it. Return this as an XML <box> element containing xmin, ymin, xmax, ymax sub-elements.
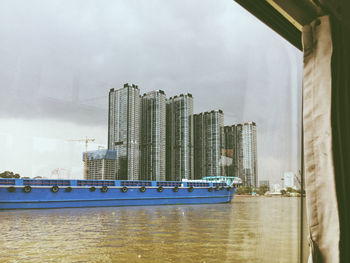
<box><xmin>302</xmin><ymin>15</ymin><xmax>340</xmax><ymax>262</ymax></box>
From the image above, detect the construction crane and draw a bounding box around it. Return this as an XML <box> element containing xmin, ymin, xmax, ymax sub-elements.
<box><xmin>67</xmin><ymin>137</ymin><xmax>95</xmax><ymax>180</ymax></box>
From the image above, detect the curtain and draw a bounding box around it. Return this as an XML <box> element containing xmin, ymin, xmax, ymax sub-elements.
<box><xmin>302</xmin><ymin>15</ymin><xmax>339</xmax><ymax>262</ymax></box>
<box><xmin>303</xmin><ymin>15</ymin><xmax>350</xmax><ymax>262</ymax></box>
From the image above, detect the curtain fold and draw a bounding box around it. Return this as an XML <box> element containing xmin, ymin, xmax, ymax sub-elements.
<box><xmin>302</xmin><ymin>15</ymin><xmax>340</xmax><ymax>263</ymax></box>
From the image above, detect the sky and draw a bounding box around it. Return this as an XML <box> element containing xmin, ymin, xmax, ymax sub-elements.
<box><xmin>0</xmin><ymin>0</ymin><xmax>302</xmax><ymax>185</ymax></box>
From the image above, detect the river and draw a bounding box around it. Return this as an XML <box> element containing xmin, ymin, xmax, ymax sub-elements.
<box><xmin>0</xmin><ymin>197</ymin><xmax>305</xmax><ymax>262</ymax></box>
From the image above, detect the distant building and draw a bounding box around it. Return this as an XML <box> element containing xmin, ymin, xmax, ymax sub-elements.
<box><xmin>51</xmin><ymin>168</ymin><xmax>70</xmax><ymax>179</ymax></box>
<box><xmin>166</xmin><ymin>94</ymin><xmax>194</xmax><ymax>181</ymax></box>
<box><xmin>223</xmin><ymin>122</ymin><xmax>257</xmax><ymax>187</ymax></box>
<box><xmin>272</xmin><ymin>184</ymin><xmax>282</xmax><ymax>193</ymax></box>
<box><xmin>108</xmin><ymin>83</ymin><xmax>140</xmax><ymax>180</ymax></box>
<box><xmin>283</xmin><ymin>172</ymin><xmax>295</xmax><ymax>189</ymax></box>
<box><xmin>140</xmin><ymin>90</ymin><xmax>166</xmax><ymax>181</ymax></box>
<box><xmin>82</xmin><ymin>149</ymin><xmax>117</xmax><ymax>180</ymax></box>
<box><xmin>223</xmin><ymin>125</ymin><xmax>243</xmax><ymax>178</ymax></box>
<box><xmin>194</xmin><ymin>110</ymin><xmax>224</xmax><ymax>179</ymax></box>
<box><xmin>242</xmin><ymin>122</ymin><xmax>258</xmax><ymax>187</ymax></box>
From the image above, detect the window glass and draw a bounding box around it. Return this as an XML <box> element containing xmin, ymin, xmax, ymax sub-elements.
<box><xmin>0</xmin><ymin>0</ymin><xmax>304</xmax><ymax>262</ymax></box>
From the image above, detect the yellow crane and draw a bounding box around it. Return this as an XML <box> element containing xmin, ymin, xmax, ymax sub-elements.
<box><xmin>67</xmin><ymin>137</ymin><xmax>95</xmax><ymax>180</ymax></box>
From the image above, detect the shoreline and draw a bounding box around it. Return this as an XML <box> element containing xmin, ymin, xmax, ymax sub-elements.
<box><xmin>235</xmin><ymin>195</ymin><xmax>302</xmax><ymax>198</ymax></box>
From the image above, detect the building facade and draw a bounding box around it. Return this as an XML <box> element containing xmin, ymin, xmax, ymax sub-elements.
<box><xmin>241</xmin><ymin>122</ymin><xmax>258</xmax><ymax>187</ymax></box>
<box><xmin>223</xmin><ymin>122</ymin><xmax>257</xmax><ymax>187</ymax></box>
<box><xmin>83</xmin><ymin>149</ymin><xmax>117</xmax><ymax>180</ymax></box>
<box><xmin>140</xmin><ymin>90</ymin><xmax>166</xmax><ymax>181</ymax></box>
<box><xmin>223</xmin><ymin>125</ymin><xmax>243</xmax><ymax>178</ymax></box>
<box><xmin>166</xmin><ymin>94</ymin><xmax>194</xmax><ymax>181</ymax></box>
<box><xmin>108</xmin><ymin>83</ymin><xmax>140</xmax><ymax>180</ymax></box>
<box><xmin>193</xmin><ymin>110</ymin><xmax>224</xmax><ymax>179</ymax></box>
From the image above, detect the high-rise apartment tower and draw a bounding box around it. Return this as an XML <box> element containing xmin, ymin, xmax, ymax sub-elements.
<box><xmin>242</xmin><ymin>122</ymin><xmax>257</xmax><ymax>187</ymax></box>
<box><xmin>108</xmin><ymin>83</ymin><xmax>140</xmax><ymax>180</ymax></box>
<box><xmin>223</xmin><ymin>125</ymin><xmax>243</xmax><ymax>178</ymax></box>
<box><xmin>166</xmin><ymin>94</ymin><xmax>194</xmax><ymax>181</ymax></box>
<box><xmin>140</xmin><ymin>90</ymin><xmax>166</xmax><ymax>181</ymax></box>
<box><xmin>193</xmin><ymin>110</ymin><xmax>224</xmax><ymax>179</ymax></box>
<box><xmin>223</xmin><ymin>122</ymin><xmax>257</xmax><ymax>187</ymax></box>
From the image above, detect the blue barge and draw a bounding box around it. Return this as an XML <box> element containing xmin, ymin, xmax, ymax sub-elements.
<box><xmin>0</xmin><ymin>178</ymin><xmax>237</xmax><ymax>210</ymax></box>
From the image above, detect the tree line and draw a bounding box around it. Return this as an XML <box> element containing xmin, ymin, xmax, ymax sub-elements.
<box><xmin>236</xmin><ymin>185</ymin><xmax>269</xmax><ymax>195</ymax></box>
<box><xmin>236</xmin><ymin>185</ymin><xmax>305</xmax><ymax>196</ymax></box>
<box><xmin>0</xmin><ymin>171</ymin><xmax>20</xmax><ymax>178</ymax></box>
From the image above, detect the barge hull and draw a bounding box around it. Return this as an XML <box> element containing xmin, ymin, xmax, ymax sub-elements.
<box><xmin>0</xmin><ymin>185</ymin><xmax>235</xmax><ymax>209</ymax></box>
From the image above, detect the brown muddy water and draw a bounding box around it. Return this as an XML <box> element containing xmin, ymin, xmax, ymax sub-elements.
<box><xmin>0</xmin><ymin>197</ymin><xmax>305</xmax><ymax>263</ymax></box>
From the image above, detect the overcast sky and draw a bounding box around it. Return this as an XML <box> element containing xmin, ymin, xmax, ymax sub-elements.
<box><xmin>0</xmin><ymin>0</ymin><xmax>302</xmax><ymax>184</ymax></box>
